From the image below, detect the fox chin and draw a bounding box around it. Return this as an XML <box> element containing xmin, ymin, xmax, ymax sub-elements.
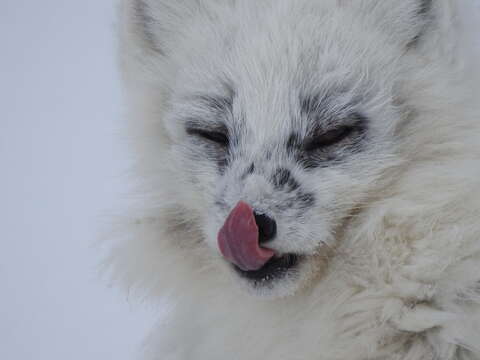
<box><xmin>109</xmin><ymin>1</ymin><xmax>480</xmax><ymax>359</ymax></box>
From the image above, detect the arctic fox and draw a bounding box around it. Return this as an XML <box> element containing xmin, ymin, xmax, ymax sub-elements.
<box><xmin>111</xmin><ymin>0</ymin><xmax>480</xmax><ymax>359</ymax></box>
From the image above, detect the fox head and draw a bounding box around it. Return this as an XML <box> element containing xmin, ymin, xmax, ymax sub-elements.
<box><xmin>118</xmin><ymin>0</ymin><xmax>466</xmax><ymax>297</ymax></box>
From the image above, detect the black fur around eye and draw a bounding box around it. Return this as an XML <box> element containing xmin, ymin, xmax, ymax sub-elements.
<box><xmin>186</xmin><ymin>127</ymin><xmax>229</xmax><ymax>147</ymax></box>
<box><xmin>304</xmin><ymin>126</ymin><xmax>355</xmax><ymax>152</ymax></box>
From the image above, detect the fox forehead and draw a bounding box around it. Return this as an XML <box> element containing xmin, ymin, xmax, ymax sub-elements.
<box><xmin>170</xmin><ymin>1</ymin><xmax>401</xmax><ymax>74</ymax></box>
<box><xmin>169</xmin><ymin>18</ymin><xmax>397</xmax><ymax>141</ymax></box>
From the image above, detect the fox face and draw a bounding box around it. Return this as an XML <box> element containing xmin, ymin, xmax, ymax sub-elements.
<box><xmin>122</xmin><ymin>0</ymin><xmax>440</xmax><ymax>297</ymax></box>
<box><xmin>170</xmin><ymin>76</ymin><xmax>398</xmax><ymax>296</ymax></box>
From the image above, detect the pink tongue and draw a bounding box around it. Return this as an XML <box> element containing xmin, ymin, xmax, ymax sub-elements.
<box><xmin>218</xmin><ymin>201</ymin><xmax>275</xmax><ymax>271</ymax></box>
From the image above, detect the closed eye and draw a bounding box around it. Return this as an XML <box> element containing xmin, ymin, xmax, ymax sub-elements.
<box><xmin>186</xmin><ymin>127</ymin><xmax>229</xmax><ymax>147</ymax></box>
<box><xmin>304</xmin><ymin>125</ymin><xmax>355</xmax><ymax>151</ymax></box>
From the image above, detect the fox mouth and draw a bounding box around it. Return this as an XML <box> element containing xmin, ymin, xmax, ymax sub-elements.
<box><xmin>233</xmin><ymin>254</ymin><xmax>300</xmax><ymax>283</ymax></box>
<box><xmin>218</xmin><ymin>201</ymin><xmax>303</xmax><ymax>286</ymax></box>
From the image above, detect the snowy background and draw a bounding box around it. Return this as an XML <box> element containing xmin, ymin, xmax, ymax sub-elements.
<box><xmin>1</xmin><ymin>1</ymin><xmax>154</xmax><ymax>359</ymax></box>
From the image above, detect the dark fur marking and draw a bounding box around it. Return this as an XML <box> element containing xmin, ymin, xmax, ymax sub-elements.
<box><xmin>407</xmin><ymin>0</ymin><xmax>434</xmax><ymax>48</ymax></box>
<box><xmin>286</xmin><ymin>133</ymin><xmax>301</xmax><ymax>152</ymax></box>
<box><xmin>299</xmin><ymin>155</ymin><xmax>336</xmax><ymax>170</ymax></box>
<box><xmin>418</xmin><ymin>0</ymin><xmax>433</xmax><ymax>15</ymax></box>
<box><xmin>272</xmin><ymin>168</ymin><xmax>300</xmax><ymax>191</ymax></box>
<box><xmin>216</xmin><ymin>156</ymin><xmax>230</xmax><ymax>174</ymax></box>
<box><xmin>304</xmin><ymin>126</ymin><xmax>355</xmax><ymax>151</ymax></box>
<box><xmin>264</xmin><ymin>150</ymin><xmax>273</xmax><ymax>161</ymax></box>
<box><xmin>276</xmin><ymin>191</ymin><xmax>315</xmax><ymax>212</ymax></box>
<box><xmin>304</xmin><ymin>112</ymin><xmax>368</xmax><ymax>142</ymax></box>
<box><xmin>183</xmin><ymin>83</ymin><xmax>237</xmax><ymax>175</ymax></box>
<box><xmin>277</xmin><ymin>199</ymin><xmax>295</xmax><ymax>212</ymax></box>
<box><xmin>300</xmin><ymin>93</ymin><xmax>326</xmax><ymax>118</ymax></box>
<box><xmin>298</xmin><ymin>192</ymin><xmax>315</xmax><ymax>208</ymax></box>
<box><xmin>188</xmin><ymin>81</ymin><xmax>235</xmax><ymax>119</ymax></box>
<box><xmin>186</xmin><ymin>125</ymin><xmax>230</xmax><ymax>147</ymax></box>
<box><xmin>241</xmin><ymin>163</ymin><xmax>255</xmax><ymax>180</ymax></box>
<box><xmin>186</xmin><ymin>122</ymin><xmax>231</xmax><ymax>174</ymax></box>
<box><xmin>296</xmin><ymin>113</ymin><xmax>368</xmax><ymax>170</ymax></box>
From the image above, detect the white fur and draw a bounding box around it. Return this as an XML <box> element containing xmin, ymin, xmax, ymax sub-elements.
<box><xmin>109</xmin><ymin>0</ymin><xmax>480</xmax><ymax>359</ymax></box>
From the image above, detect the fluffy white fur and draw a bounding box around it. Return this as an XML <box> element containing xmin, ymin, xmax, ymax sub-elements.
<box><xmin>110</xmin><ymin>0</ymin><xmax>480</xmax><ymax>359</ymax></box>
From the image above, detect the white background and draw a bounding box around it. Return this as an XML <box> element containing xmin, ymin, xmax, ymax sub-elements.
<box><xmin>1</xmin><ymin>1</ymin><xmax>155</xmax><ymax>359</ymax></box>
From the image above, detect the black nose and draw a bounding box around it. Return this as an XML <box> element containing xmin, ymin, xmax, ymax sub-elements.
<box><xmin>254</xmin><ymin>212</ymin><xmax>277</xmax><ymax>244</ymax></box>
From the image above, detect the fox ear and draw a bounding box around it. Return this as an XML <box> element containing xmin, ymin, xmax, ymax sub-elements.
<box><xmin>120</xmin><ymin>0</ymin><xmax>204</xmax><ymax>57</ymax></box>
<box><xmin>355</xmin><ymin>0</ymin><xmax>434</xmax><ymax>48</ymax></box>
<box><xmin>357</xmin><ymin>0</ymin><xmax>459</xmax><ymax>49</ymax></box>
